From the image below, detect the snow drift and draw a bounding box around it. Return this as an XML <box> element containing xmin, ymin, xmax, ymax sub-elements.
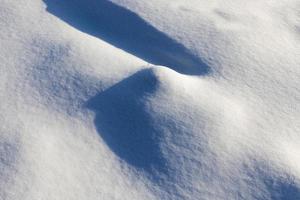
<box><xmin>0</xmin><ymin>0</ymin><xmax>299</xmax><ymax>199</ymax></box>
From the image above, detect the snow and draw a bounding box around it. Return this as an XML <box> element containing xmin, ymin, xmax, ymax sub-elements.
<box><xmin>0</xmin><ymin>0</ymin><xmax>299</xmax><ymax>199</ymax></box>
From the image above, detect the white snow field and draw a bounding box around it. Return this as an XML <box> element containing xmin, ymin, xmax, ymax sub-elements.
<box><xmin>0</xmin><ymin>0</ymin><xmax>300</xmax><ymax>199</ymax></box>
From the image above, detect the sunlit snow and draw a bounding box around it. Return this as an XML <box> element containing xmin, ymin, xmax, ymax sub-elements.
<box><xmin>0</xmin><ymin>0</ymin><xmax>299</xmax><ymax>199</ymax></box>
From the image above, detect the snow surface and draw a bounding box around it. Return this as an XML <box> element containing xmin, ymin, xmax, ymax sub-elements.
<box><xmin>0</xmin><ymin>0</ymin><xmax>300</xmax><ymax>199</ymax></box>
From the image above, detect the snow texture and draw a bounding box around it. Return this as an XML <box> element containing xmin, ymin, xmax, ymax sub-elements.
<box><xmin>0</xmin><ymin>0</ymin><xmax>299</xmax><ymax>199</ymax></box>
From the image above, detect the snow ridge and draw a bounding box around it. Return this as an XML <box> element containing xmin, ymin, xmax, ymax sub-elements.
<box><xmin>0</xmin><ymin>0</ymin><xmax>299</xmax><ymax>199</ymax></box>
<box><xmin>44</xmin><ymin>0</ymin><xmax>210</xmax><ymax>75</ymax></box>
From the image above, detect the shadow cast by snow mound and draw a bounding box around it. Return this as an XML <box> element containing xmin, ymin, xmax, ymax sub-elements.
<box><xmin>264</xmin><ymin>174</ymin><xmax>300</xmax><ymax>200</ymax></box>
<box><xmin>246</xmin><ymin>161</ymin><xmax>300</xmax><ymax>200</ymax></box>
<box><xmin>267</xmin><ymin>180</ymin><xmax>300</xmax><ymax>200</ymax></box>
<box><xmin>43</xmin><ymin>0</ymin><xmax>210</xmax><ymax>75</ymax></box>
<box><xmin>86</xmin><ymin>69</ymin><xmax>168</xmax><ymax>174</ymax></box>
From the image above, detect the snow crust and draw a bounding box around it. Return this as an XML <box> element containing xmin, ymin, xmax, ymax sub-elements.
<box><xmin>0</xmin><ymin>0</ymin><xmax>299</xmax><ymax>199</ymax></box>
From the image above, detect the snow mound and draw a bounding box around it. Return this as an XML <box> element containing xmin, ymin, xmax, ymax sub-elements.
<box><xmin>0</xmin><ymin>0</ymin><xmax>300</xmax><ymax>199</ymax></box>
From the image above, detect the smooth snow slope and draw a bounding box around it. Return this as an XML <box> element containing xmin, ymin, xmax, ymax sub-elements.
<box><xmin>0</xmin><ymin>0</ymin><xmax>300</xmax><ymax>200</ymax></box>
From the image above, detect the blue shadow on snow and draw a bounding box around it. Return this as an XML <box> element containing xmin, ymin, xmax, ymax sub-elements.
<box><xmin>264</xmin><ymin>175</ymin><xmax>300</xmax><ymax>200</ymax></box>
<box><xmin>246</xmin><ymin>161</ymin><xmax>300</xmax><ymax>200</ymax></box>
<box><xmin>86</xmin><ymin>69</ymin><xmax>168</xmax><ymax>174</ymax></box>
<box><xmin>43</xmin><ymin>0</ymin><xmax>210</xmax><ymax>75</ymax></box>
